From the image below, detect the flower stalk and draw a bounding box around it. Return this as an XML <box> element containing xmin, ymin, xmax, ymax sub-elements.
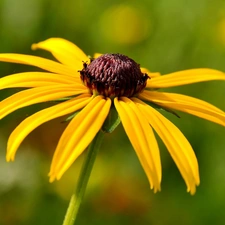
<box><xmin>62</xmin><ymin>130</ymin><xmax>105</xmax><ymax>225</ymax></box>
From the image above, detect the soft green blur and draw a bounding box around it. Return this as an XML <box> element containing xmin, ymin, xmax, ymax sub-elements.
<box><xmin>1</xmin><ymin>0</ymin><xmax>225</xmax><ymax>224</ymax></box>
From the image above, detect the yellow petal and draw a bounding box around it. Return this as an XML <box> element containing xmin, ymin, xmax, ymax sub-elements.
<box><xmin>147</xmin><ymin>68</ymin><xmax>225</xmax><ymax>88</ymax></box>
<box><xmin>139</xmin><ymin>91</ymin><xmax>225</xmax><ymax>127</ymax></box>
<box><xmin>6</xmin><ymin>94</ymin><xmax>92</xmax><ymax>161</ymax></box>
<box><xmin>0</xmin><ymin>84</ymin><xmax>88</xmax><ymax>119</ymax></box>
<box><xmin>49</xmin><ymin>95</ymin><xmax>111</xmax><ymax>182</ymax></box>
<box><xmin>114</xmin><ymin>97</ymin><xmax>161</xmax><ymax>192</ymax></box>
<box><xmin>0</xmin><ymin>53</ymin><xmax>78</xmax><ymax>77</ymax></box>
<box><xmin>141</xmin><ymin>67</ymin><xmax>161</xmax><ymax>78</ymax></box>
<box><xmin>32</xmin><ymin>38</ymin><xmax>89</xmax><ymax>71</ymax></box>
<box><xmin>133</xmin><ymin>98</ymin><xmax>199</xmax><ymax>194</ymax></box>
<box><xmin>93</xmin><ymin>53</ymin><xmax>102</xmax><ymax>59</ymax></box>
<box><xmin>0</xmin><ymin>72</ymin><xmax>81</xmax><ymax>89</ymax></box>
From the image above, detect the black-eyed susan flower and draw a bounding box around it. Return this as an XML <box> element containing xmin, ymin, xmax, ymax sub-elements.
<box><xmin>1</xmin><ymin>38</ymin><xmax>225</xmax><ymax>195</ymax></box>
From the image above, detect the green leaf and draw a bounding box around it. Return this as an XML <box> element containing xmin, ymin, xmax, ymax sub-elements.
<box><xmin>144</xmin><ymin>100</ymin><xmax>180</xmax><ymax>118</ymax></box>
<box><xmin>102</xmin><ymin>106</ymin><xmax>120</xmax><ymax>133</ymax></box>
<box><xmin>63</xmin><ymin>111</ymin><xmax>80</xmax><ymax>123</ymax></box>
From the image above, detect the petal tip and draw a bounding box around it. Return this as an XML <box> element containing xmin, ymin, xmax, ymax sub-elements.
<box><xmin>49</xmin><ymin>174</ymin><xmax>56</xmax><ymax>183</ymax></box>
<box><xmin>31</xmin><ymin>44</ymin><xmax>38</xmax><ymax>51</ymax></box>
<box><xmin>187</xmin><ymin>185</ymin><xmax>197</xmax><ymax>195</ymax></box>
<box><xmin>6</xmin><ymin>153</ymin><xmax>14</xmax><ymax>162</ymax></box>
<box><xmin>153</xmin><ymin>185</ymin><xmax>161</xmax><ymax>193</ymax></box>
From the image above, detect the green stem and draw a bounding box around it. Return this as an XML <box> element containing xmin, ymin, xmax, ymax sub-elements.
<box><xmin>62</xmin><ymin>130</ymin><xmax>105</xmax><ymax>225</ymax></box>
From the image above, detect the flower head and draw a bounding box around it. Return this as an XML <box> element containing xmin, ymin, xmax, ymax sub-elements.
<box><xmin>1</xmin><ymin>38</ymin><xmax>225</xmax><ymax>194</ymax></box>
<box><xmin>80</xmin><ymin>53</ymin><xmax>149</xmax><ymax>97</ymax></box>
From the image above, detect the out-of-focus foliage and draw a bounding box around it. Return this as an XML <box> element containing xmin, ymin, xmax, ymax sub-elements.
<box><xmin>0</xmin><ymin>0</ymin><xmax>225</xmax><ymax>224</ymax></box>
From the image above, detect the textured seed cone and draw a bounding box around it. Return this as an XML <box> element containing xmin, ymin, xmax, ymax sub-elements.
<box><xmin>80</xmin><ymin>53</ymin><xmax>149</xmax><ymax>98</ymax></box>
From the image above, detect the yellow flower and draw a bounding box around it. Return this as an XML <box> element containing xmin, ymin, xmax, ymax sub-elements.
<box><xmin>1</xmin><ymin>38</ymin><xmax>225</xmax><ymax>195</ymax></box>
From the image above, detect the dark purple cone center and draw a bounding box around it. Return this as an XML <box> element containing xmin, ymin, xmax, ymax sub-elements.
<box><xmin>79</xmin><ymin>53</ymin><xmax>149</xmax><ymax>98</ymax></box>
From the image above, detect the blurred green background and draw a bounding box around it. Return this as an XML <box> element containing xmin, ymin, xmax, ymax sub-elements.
<box><xmin>1</xmin><ymin>0</ymin><xmax>225</xmax><ymax>224</ymax></box>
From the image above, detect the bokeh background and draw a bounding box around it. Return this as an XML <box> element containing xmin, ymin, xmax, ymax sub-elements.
<box><xmin>1</xmin><ymin>0</ymin><xmax>225</xmax><ymax>224</ymax></box>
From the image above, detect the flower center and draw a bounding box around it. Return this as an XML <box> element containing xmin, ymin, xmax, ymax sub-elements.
<box><xmin>79</xmin><ymin>53</ymin><xmax>149</xmax><ymax>98</ymax></box>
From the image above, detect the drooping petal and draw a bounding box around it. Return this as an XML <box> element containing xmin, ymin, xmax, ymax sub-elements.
<box><xmin>133</xmin><ymin>98</ymin><xmax>199</xmax><ymax>194</ymax></box>
<box><xmin>6</xmin><ymin>94</ymin><xmax>92</xmax><ymax>161</ymax></box>
<box><xmin>141</xmin><ymin>67</ymin><xmax>161</xmax><ymax>78</ymax></box>
<box><xmin>0</xmin><ymin>84</ymin><xmax>88</xmax><ymax>119</ymax></box>
<box><xmin>139</xmin><ymin>91</ymin><xmax>225</xmax><ymax>127</ymax></box>
<box><xmin>0</xmin><ymin>53</ymin><xmax>79</xmax><ymax>77</ymax></box>
<box><xmin>49</xmin><ymin>95</ymin><xmax>111</xmax><ymax>182</ymax></box>
<box><xmin>114</xmin><ymin>97</ymin><xmax>161</xmax><ymax>192</ymax></box>
<box><xmin>147</xmin><ymin>69</ymin><xmax>225</xmax><ymax>88</ymax></box>
<box><xmin>0</xmin><ymin>72</ymin><xmax>81</xmax><ymax>89</ymax></box>
<box><xmin>32</xmin><ymin>38</ymin><xmax>89</xmax><ymax>71</ymax></box>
